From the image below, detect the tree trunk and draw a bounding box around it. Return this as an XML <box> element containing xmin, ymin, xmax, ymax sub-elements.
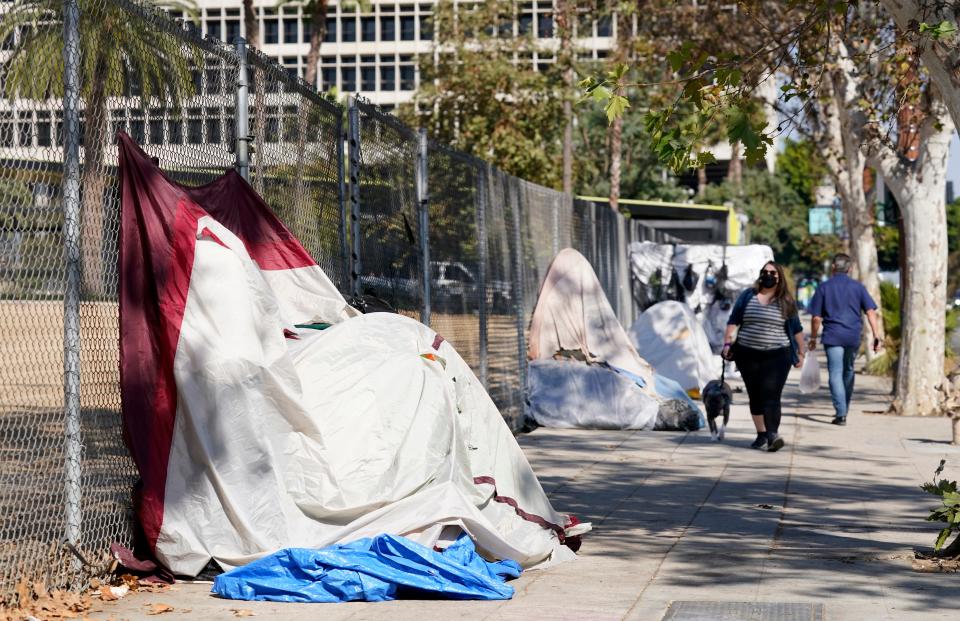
<box><xmin>825</xmin><ymin>45</ymin><xmax>885</xmax><ymax>360</ymax></box>
<box><xmin>291</xmin><ymin>4</ymin><xmax>329</xmax><ymax>239</ymax></box>
<box><xmin>243</xmin><ymin>0</ymin><xmax>258</xmax><ymax>48</ymax></box>
<box><xmin>893</xmin><ymin>176</ymin><xmax>949</xmax><ymax>415</ymax></box>
<box><xmin>556</xmin><ymin>0</ymin><xmax>574</xmax><ymax>196</ymax></box>
<box><xmin>303</xmin><ymin>2</ymin><xmax>328</xmax><ymax>90</ymax></box>
<box><xmin>877</xmin><ymin>98</ymin><xmax>953</xmax><ymax>416</ymax></box>
<box><xmin>727</xmin><ymin>140</ymin><xmax>742</xmax><ymax>189</ymax></box>
<box><xmin>79</xmin><ymin>50</ymin><xmax>110</xmax><ymax>298</ymax></box>
<box><xmin>697</xmin><ymin>166</ymin><xmax>707</xmax><ymax>197</ymax></box>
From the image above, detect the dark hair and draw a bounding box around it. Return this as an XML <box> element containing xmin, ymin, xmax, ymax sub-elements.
<box><xmin>832</xmin><ymin>253</ymin><xmax>852</xmax><ymax>273</ymax></box>
<box><xmin>754</xmin><ymin>261</ymin><xmax>797</xmax><ymax>318</ymax></box>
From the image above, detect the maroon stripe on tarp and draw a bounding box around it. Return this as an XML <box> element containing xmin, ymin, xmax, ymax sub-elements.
<box><xmin>473</xmin><ymin>476</ymin><xmax>565</xmax><ymax>542</ymax></box>
<box><xmin>119</xmin><ymin>133</ymin><xmax>204</xmax><ymax>550</ymax></box>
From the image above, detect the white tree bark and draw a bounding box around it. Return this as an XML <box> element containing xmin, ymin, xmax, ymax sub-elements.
<box><xmin>822</xmin><ymin>74</ymin><xmax>885</xmax><ymax>361</ymax></box>
<box><xmin>868</xmin><ymin>93</ymin><xmax>954</xmax><ymax>416</ymax></box>
<box><xmin>832</xmin><ymin>35</ymin><xmax>952</xmax><ymax>415</ymax></box>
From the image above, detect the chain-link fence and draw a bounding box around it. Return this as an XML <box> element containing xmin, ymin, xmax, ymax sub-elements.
<box><xmin>0</xmin><ymin>0</ymin><xmax>677</xmax><ymax>605</ymax></box>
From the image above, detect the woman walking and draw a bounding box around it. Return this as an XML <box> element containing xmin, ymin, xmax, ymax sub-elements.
<box><xmin>722</xmin><ymin>262</ymin><xmax>805</xmax><ymax>452</ymax></box>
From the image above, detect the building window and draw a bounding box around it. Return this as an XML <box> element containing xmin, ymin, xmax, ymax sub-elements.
<box><xmin>380</xmin><ymin>16</ymin><xmax>395</xmax><ymax>41</ymax></box>
<box><xmin>17</xmin><ymin>112</ymin><xmax>31</xmax><ymax>147</ymax></box>
<box><xmin>264</xmin><ymin>19</ymin><xmax>279</xmax><ymax>44</ymax></box>
<box><xmin>380</xmin><ymin>65</ymin><xmax>395</xmax><ymax>90</ymax></box>
<box><xmin>207</xmin><ymin>20</ymin><xmax>222</xmax><ymax>40</ymax></box>
<box><xmin>205</xmin><ymin>67</ymin><xmax>221</xmax><ymax>95</ymax></box>
<box><xmin>149</xmin><ymin>116</ymin><xmax>164</xmax><ymax>145</ymax></box>
<box><xmin>168</xmin><ymin>117</ymin><xmax>183</xmax><ymax>144</ymax></box>
<box><xmin>130</xmin><ymin>113</ymin><xmax>145</xmax><ymax>144</ymax></box>
<box><xmin>597</xmin><ymin>15</ymin><xmax>612</xmax><ymax>37</ymax></box>
<box><xmin>321</xmin><ymin>66</ymin><xmax>337</xmax><ymax>90</ymax></box>
<box><xmin>283</xmin><ymin>105</ymin><xmax>298</xmax><ymax>142</ymax></box>
<box><xmin>399</xmin><ymin>64</ymin><xmax>415</xmax><ymax>90</ymax></box>
<box><xmin>323</xmin><ymin>17</ymin><xmax>336</xmax><ymax>42</ymax></box>
<box><xmin>225</xmin><ymin>20</ymin><xmax>240</xmax><ymax>43</ymax></box>
<box><xmin>342</xmin><ymin>16</ymin><xmax>356</xmax><ymax>42</ymax></box>
<box><xmin>206</xmin><ymin>113</ymin><xmax>222</xmax><ymax>144</ymax></box>
<box><xmin>37</xmin><ymin>111</ymin><xmax>51</xmax><ymax>147</ymax></box>
<box><xmin>341</xmin><ymin>66</ymin><xmax>356</xmax><ymax>92</ymax></box>
<box><xmin>302</xmin><ymin>19</ymin><xmax>312</xmax><ymax>42</ymax></box>
<box><xmin>265</xmin><ymin>106</ymin><xmax>280</xmax><ymax>142</ymax></box>
<box><xmin>361</xmin><ymin>16</ymin><xmax>376</xmax><ymax>41</ymax></box>
<box><xmin>419</xmin><ymin>15</ymin><xmax>431</xmax><ymax>40</ymax></box>
<box><xmin>400</xmin><ymin>15</ymin><xmax>415</xmax><ymax>40</ymax></box>
<box><xmin>283</xmin><ymin>19</ymin><xmax>298</xmax><ymax>43</ymax></box>
<box><xmin>187</xmin><ymin>109</ymin><xmax>203</xmax><ymax>144</ymax></box>
<box><xmin>361</xmin><ymin>66</ymin><xmax>376</xmax><ymax>91</ymax></box>
<box><xmin>537</xmin><ymin>15</ymin><xmax>553</xmax><ymax>38</ymax></box>
<box><xmin>519</xmin><ymin>13</ymin><xmax>533</xmax><ymax>35</ymax></box>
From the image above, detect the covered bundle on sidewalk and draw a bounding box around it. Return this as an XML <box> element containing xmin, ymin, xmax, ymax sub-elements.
<box><xmin>526</xmin><ymin>249</ymin><xmax>702</xmax><ymax>431</ymax></box>
<box><xmin>629</xmin><ymin>301</ymin><xmax>717</xmax><ymax>398</ymax></box>
<box><xmin>116</xmin><ymin>134</ymin><xmax>585</xmax><ymax>589</ymax></box>
<box><xmin>629</xmin><ymin>242</ymin><xmax>774</xmax><ymax>350</ymax></box>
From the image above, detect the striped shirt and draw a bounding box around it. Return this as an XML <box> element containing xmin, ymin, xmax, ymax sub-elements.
<box><xmin>736</xmin><ymin>296</ymin><xmax>790</xmax><ymax>350</ymax></box>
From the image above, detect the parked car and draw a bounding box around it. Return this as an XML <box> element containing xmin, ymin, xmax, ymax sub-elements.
<box><xmin>356</xmin><ymin>261</ymin><xmax>514</xmax><ymax>314</ymax></box>
<box><xmin>431</xmin><ymin>261</ymin><xmax>513</xmax><ymax>313</ymax></box>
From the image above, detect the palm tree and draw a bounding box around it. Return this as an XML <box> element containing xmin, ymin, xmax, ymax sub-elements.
<box><xmin>1</xmin><ymin>0</ymin><xmax>200</xmax><ymax>297</ymax></box>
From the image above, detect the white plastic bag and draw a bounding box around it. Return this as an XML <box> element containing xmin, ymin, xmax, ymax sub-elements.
<box><xmin>799</xmin><ymin>353</ymin><xmax>821</xmax><ymax>394</ymax></box>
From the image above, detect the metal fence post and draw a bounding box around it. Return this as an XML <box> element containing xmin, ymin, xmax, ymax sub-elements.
<box><xmin>552</xmin><ymin>195</ymin><xmax>560</xmax><ymax>257</ymax></box>
<box><xmin>336</xmin><ymin>109</ymin><xmax>350</xmax><ymax>292</ymax></box>
<box><xmin>509</xmin><ymin>181</ymin><xmax>527</xmax><ymax>423</ymax></box>
<box><xmin>589</xmin><ymin>200</ymin><xmax>597</xmax><ymax>268</ymax></box>
<box><xmin>348</xmin><ymin>97</ymin><xmax>362</xmax><ymax>301</ymax></box>
<box><xmin>416</xmin><ymin>129</ymin><xmax>430</xmax><ymax>326</ymax></box>
<box><xmin>234</xmin><ymin>38</ymin><xmax>250</xmax><ymax>181</ymax></box>
<box><xmin>477</xmin><ymin>164</ymin><xmax>490</xmax><ymax>389</ymax></box>
<box><xmin>617</xmin><ymin>214</ymin><xmax>630</xmax><ymax>325</ymax></box>
<box><xmin>61</xmin><ymin>0</ymin><xmax>83</xmax><ymax>577</ymax></box>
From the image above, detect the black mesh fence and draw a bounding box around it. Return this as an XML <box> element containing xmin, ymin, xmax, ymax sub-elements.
<box><xmin>0</xmin><ymin>0</ymin><xmax>679</xmax><ymax>603</ymax></box>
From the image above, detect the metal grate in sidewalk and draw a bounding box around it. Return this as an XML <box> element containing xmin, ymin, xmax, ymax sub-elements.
<box><xmin>662</xmin><ymin>601</ymin><xmax>825</xmax><ymax>621</ymax></box>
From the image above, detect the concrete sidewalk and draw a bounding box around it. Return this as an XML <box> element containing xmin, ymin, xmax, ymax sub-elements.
<box><xmin>89</xmin><ymin>362</ymin><xmax>960</xmax><ymax>620</ymax></box>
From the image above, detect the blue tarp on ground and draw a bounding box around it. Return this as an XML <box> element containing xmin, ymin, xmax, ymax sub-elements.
<box><xmin>211</xmin><ymin>534</ymin><xmax>522</xmax><ymax>603</ymax></box>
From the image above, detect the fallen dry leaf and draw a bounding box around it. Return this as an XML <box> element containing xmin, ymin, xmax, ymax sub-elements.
<box><xmin>99</xmin><ymin>584</ymin><xmax>130</xmax><ymax>601</ymax></box>
<box><xmin>231</xmin><ymin>610</ymin><xmax>255</xmax><ymax>617</ymax></box>
<box><xmin>146</xmin><ymin>603</ymin><xmax>175</xmax><ymax>615</ymax></box>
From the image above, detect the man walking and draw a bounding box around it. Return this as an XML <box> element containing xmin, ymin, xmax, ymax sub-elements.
<box><xmin>808</xmin><ymin>254</ymin><xmax>881</xmax><ymax>426</ymax></box>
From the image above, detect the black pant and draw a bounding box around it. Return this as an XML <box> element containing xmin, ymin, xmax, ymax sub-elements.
<box><xmin>734</xmin><ymin>344</ymin><xmax>791</xmax><ymax>434</ymax></box>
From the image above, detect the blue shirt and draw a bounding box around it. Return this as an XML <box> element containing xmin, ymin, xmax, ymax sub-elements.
<box><xmin>808</xmin><ymin>274</ymin><xmax>877</xmax><ymax>347</ymax></box>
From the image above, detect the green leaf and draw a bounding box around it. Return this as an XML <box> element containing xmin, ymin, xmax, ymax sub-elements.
<box><xmin>578</xmin><ymin>76</ymin><xmax>599</xmax><ymax>90</ymax></box>
<box><xmin>605</xmin><ymin>94</ymin><xmax>630</xmax><ymax>124</ymax></box>
<box><xmin>935</xmin><ymin>527</ymin><xmax>951</xmax><ymax>551</ymax></box>
<box><xmin>667</xmin><ymin>41</ymin><xmax>696</xmax><ymax>72</ymax></box>
<box><xmin>607</xmin><ymin>63</ymin><xmax>630</xmax><ymax>81</ymax></box>
<box><xmin>591</xmin><ymin>84</ymin><xmax>613</xmax><ymax>104</ymax></box>
<box><xmin>919</xmin><ymin>21</ymin><xmax>958</xmax><ymax>40</ymax></box>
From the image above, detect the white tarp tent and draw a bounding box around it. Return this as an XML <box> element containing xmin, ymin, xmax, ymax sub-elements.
<box><xmin>629</xmin><ymin>242</ymin><xmax>774</xmax><ymax>350</ymax></box>
<box><xmin>118</xmin><ymin>135</ymin><xmax>583</xmax><ymax>577</ymax></box>
<box><xmin>526</xmin><ymin>249</ymin><xmax>701</xmax><ymax>431</ymax></box>
<box><xmin>629</xmin><ymin>301</ymin><xmax>718</xmax><ymax>394</ymax></box>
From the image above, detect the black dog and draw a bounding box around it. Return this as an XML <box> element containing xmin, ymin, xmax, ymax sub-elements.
<box><xmin>701</xmin><ymin>378</ymin><xmax>733</xmax><ymax>441</ymax></box>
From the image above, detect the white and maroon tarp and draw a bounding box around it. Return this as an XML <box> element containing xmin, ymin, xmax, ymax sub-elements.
<box><xmin>117</xmin><ymin>133</ymin><xmax>582</xmax><ymax>576</ymax></box>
